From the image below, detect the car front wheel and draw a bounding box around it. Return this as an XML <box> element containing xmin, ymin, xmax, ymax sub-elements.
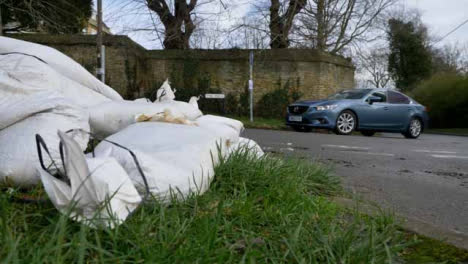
<box><xmin>403</xmin><ymin>118</ymin><xmax>422</xmax><ymax>139</ymax></box>
<box><xmin>335</xmin><ymin>110</ymin><xmax>357</xmax><ymax>135</ymax></box>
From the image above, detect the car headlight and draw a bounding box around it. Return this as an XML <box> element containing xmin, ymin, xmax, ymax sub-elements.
<box><xmin>315</xmin><ymin>104</ymin><xmax>338</xmax><ymax>111</ymax></box>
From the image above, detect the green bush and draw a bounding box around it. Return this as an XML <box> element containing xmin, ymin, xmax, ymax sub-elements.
<box><xmin>256</xmin><ymin>81</ymin><xmax>302</xmax><ymax>118</ymax></box>
<box><xmin>412</xmin><ymin>73</ymin><xmax>468</xmax><ymax>128</ymax></box>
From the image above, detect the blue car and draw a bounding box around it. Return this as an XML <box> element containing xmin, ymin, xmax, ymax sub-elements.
<box><xmin>286</xmin><ymin>89</ymin><xmax>429</xmax><ymax>138</ymax></box>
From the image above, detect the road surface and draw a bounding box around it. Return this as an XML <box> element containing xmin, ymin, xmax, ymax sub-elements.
<box><xmin>243</xmin><ymin>129</ymin><xmax>468</xmax><ymax>247</ymax></box>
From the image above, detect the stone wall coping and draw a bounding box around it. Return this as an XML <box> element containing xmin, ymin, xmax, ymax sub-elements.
<box><xmin>7</xmin><ymin>34</ymin><xmax>354</xmax><ymax>69</ymax></box>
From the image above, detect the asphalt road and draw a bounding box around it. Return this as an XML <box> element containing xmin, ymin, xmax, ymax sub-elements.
<box><xmin>243</xmin><ymin>129</ymin><xmax>468</xmax><ymax>246</ymax></box>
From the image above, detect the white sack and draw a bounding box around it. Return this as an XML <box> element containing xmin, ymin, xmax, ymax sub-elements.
<box><xmin>195</xmin><ymin>115</ymin><xmax>244</xmax><ymax>134</ymax></box>
<box><xmin>92</xmin><ymin>122</ymin><xmax>234</xmax><ymax>201</ymax></box>
<box><xmin>155</xmin><ymin>79</ymin><xmax>175</xmax><ymax>102</ymax></box>
<box><xmin>195</xmin><ymin>115</ymin><xmax>241</xmax><ymax>151</ymax></box>
<box><xmin>0</xmin><ymin>36</ymin><xmax>122</xmax><ymax>101</ymax></box>
<box><xmin>0</xmin><ymin>53</ymin><xmax>111</xmax><ymax>108</ymax></box>
<box><xmin>0</xmin><ymin>95</ymin><xmax>89</xmax><ymax>186</ymax></box>
<box><xmin>89</xmin><ymin>100</ymin><xmax>202</xmax><ymax>137</ymax></box>
<box><xmin>230</xmin><ymin>137</ymin><xmax>265</xmax><ymax>158</ymax></box>
<box><xmin>39</xmin><ymin>131</ymin><xmax>141</xmax><ymax>228</ymax></box>
<box><xmin>134</xmin><ymin>98</ymin><xmax>151</xmax><ymax>103</ymax></box>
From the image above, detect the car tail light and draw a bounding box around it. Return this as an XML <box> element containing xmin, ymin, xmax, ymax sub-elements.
<box><xmin>424</xmin><ymin>106</ymin><xmax>430</xmax><ymax>112</ymax></box>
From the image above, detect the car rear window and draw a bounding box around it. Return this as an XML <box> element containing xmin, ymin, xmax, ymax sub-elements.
<box><xmin>388</xmin><ymin>91</ymin><xmax>410</xmax><ymax>104</ymax></box>
<box><xmin>328</xmin><ymin>89</ymin><xmax>372</xmax><ymax>100</ymax></box>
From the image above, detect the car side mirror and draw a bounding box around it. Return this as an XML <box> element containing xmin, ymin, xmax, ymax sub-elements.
<box><xmin>367</xmin><ymin>96</ymin><xmax>382</xmax><ymax>105</ymax></box>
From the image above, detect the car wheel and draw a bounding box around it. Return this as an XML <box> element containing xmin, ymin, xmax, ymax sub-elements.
<box><xmin>361</xmin><ymin>130</ymin><xmax>375</xmax><ymax>137</ymax></box>
<box><xmin>403</xmin><ymin>118</ymin><xmax>422</xmax><ymax>139</ymax></box>
<box><xmin>335</xmin><ymin>110</ymin><xmax>357</xmax><ymax>135</ymax></box>
<box><xmin>292</xmin><ymin>125</ymin><xmax>312</xmax><ymax>132</ymax></box>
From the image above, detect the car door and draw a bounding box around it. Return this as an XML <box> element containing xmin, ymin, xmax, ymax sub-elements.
<box><xmin>385</xmin><ymin>91</ymin><xmax>412</xmax><ymax>130</ymax></box>
<box><xmin>355</xmin><ymin>91</ymin><xmax>391</xmax><ymax>129</ymax></box>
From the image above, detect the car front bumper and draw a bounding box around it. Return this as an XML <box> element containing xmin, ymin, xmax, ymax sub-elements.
<box><xmin>285</xmin><ymin>110</ymin><xmax>339</xmax><ymax>129</ymax></box>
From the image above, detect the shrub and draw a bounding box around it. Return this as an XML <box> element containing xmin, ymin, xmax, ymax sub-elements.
<box><xmin>412</xmin><ymin>73</ymin><xmax>468</xmax><ymax>128</ymax></box>
<box><xmin>256</xmin><ymin>80</ymin><xmax>302</xmax><ymax>118</ymax></box>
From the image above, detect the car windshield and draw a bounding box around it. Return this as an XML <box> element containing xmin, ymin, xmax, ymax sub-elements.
<box><xmin>328</xmin><ymin>89</ymin><xmax>372</xmax><ymax>100</ymax></box>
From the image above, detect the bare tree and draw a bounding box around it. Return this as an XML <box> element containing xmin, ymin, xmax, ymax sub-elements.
<box><xmin>146</xmin><ymin>0</ymin><xmax>198</xmax><ymax>49</ymax></box>
<box><xmin>356</xmin><ymin>45</ymin><xmax>391</xmax><ymax>88</ymax></box>
<box><xmin>269</xmin><ymin>0</ymin><xmax>307</xmax><ymax>48</ymax></box>
<box><xmin>293</xmin><ymin>0</ymin><xmax>395</xmax><ymax>54</ymax></box>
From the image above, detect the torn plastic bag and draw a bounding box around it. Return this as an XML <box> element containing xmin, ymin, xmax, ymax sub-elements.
<box><xmin>92</xmin><ymin>122</ymin><xmax>232</xmax><ymax>202</ymax></box>
<box><xmin>0</xmin><ymin>36</ymin><xmax>122</xmax><ymax>101</ymax></box>
<box><xmin>0</xmin><ymin>53</ymin><xmax>111</xmax><ymax>108</ymax></box>
<box><xmin>89</xmin><ymin>100</ymin><xmax>202</xmax><ymax>137</ymax></box>
<box><xmin>0</xmin><ymin>94</ymin><xmax>89</xmax><ymax>186</ymax></box>
<box><xmin>188</xmin><ymin>96</ymin><xmax>201</xmax><ymax>109</ymax></box>
<box><xmin>38</xmin><ymin>131</ymin><xmax>141</xmax><ymax>228</ymax></box>
<box><xmin>155</xmin><ymin>79</ymin><xmax>175</xmax><ymax>102</ymax></box>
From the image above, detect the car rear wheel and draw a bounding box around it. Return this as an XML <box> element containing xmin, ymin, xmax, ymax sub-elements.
<box><xmin>335</xmin><ymin>110</ymin><xmax>357</xmax><ymax>135</ymax></box>
<box><xmin>361</xmin><ymin>130</ymin><xmax>375</xmax><ymax>137</ymax></box>
<box><xmin>403</xmin><ymin>118</ymin><xmax>422</xmax><ymax>139</ymax></box>
<box><xmin>292</xmin><ymin>125</ymin><xmax>312</xmax><ymax>132</ymax></box>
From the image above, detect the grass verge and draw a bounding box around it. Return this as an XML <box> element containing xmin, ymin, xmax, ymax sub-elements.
<box><xmin>427</xmin><ymin>128</ymin><xmax>468</xmax><ymax>136</ymax></box>
<box><xmin>232</xmin><ymin>116</ymin><xmax>288</xmax><ymax>130</ymax></box>
<box><xmin>0</xmin><ymin>150</ymin><xmax>412</xmax><ymax>263</ymax></box>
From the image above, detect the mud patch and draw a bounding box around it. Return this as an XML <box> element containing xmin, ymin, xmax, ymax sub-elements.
<box><xmin>322</xmin><ymin>158</ymin><xmax>354</xmax><ymax>168</ymax></box>
<box><xmin>424</xmin><ymin>170</ymin><xmax>467</xmax><ymax>180</ymax></box>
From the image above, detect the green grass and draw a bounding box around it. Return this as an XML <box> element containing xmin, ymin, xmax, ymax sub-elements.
<box><xmin>427</xmin><ymin>128</ymin><xmax>468</xmax><ymax>136</ymax></box>
<box><xmin>0</xmin><ymin>150</ymin><xmax>412</xmax><ymax>263</ymax></box>
<box><xmin>401</xmin><ymin>233</ymin><xmax>468</xmax><ymax>264</ymax></box>
<box><xmin>232</xmin><ymin>116</ymin><xmax>288</xmax><ymax>130</ymax></box>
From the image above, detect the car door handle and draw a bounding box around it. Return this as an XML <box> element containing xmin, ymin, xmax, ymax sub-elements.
<box><xmin>383</xmin><ymin>106</ymin><xmax>389</xmax><ymax>110</ymax></box>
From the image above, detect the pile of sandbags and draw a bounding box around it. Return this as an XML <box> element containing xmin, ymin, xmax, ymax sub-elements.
<box><xmin>0</xmin><ymin>36</ymin><xmax>264</xmax><ymax>228</ymax></box>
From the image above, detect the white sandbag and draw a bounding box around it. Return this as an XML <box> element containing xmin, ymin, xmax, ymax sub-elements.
<box><xmin>195</xmin><ymin>116</ymin><xmax>241</xmax><ymax>151</ymax></box>
<box><xmin>0</xmin><ymin>53</ymin><xmax>111</xmax><ymax>108</ymax></box>
<box><xmin>89</xmin><ymin>100</ymin><xmax>202</xmax><ymax>137</ymax></box>
<box><xmin>230</xmin><ymin>137</ymin><xmax>265</xmax><ymax>158</ymax></box>
<box><xmin>92</xmin><ymin>122</ymin><xmax>232</xmax><ymax>201</ymax></box>
<box><xmin>0</xmin><ymin>36</ymin><xmax>122</xmax><ymax>101</ymax></box>
<box><xmin>195</xmin><ymin>115</ymin><xmax>244</xmax><ymax>134</ymax></box>
<box><xmin>0</xmin><ymin>95</ymin><xmax>89</xmax><ymax>186</ymax></box>
<box><xmin>134</xmin><ymin>98</ymin><xmax>151</xmax><ymax>103</ymax></box>
<box><xmin>39</xmin><ymin>131</ymin><xmax>141</xmax><ymax>228</ymax></box>
<box><xmin>155</xmin><ymin>79</ymin><xmax>175</xmax><ymax>102</ymax></box>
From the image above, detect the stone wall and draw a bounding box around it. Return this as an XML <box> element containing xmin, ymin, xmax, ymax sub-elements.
<box><xmin>8</xmin><ymin>34</ymin><xmax>354</xmax><ymax>103</ymax></box>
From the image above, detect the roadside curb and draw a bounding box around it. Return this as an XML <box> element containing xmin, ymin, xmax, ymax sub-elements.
<box><xmin>425</xmin><ymin>132</ymin><xmax>468</xmax><ymax>137</ymax></box>
<box><xmin>333</xmin><ymin>197</ymin><xmax>468</xmax><ymax>251</ymax></box>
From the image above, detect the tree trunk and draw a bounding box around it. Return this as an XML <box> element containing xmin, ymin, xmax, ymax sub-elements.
<box><xmin>316</xmin><ymin>0</ymin><xmax>326</xmax><ymax>50</ymax></box>
<box><xmin>269</xmin><ymin>0</ymin><xmax>306</xmax><ymax>49</ymax></box>
<box><xmin>147</xmin><ymin>0</ymin><xmax>197</xmax><ymax>49</ymax></box>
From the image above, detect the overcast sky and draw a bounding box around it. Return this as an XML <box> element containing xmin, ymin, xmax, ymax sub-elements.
<box><xmin>406</xmin><ymin>0</ymin><xmax>468</xmax><ymax>46</ymax></box>
<box><xmin>99</xmin><ymin>0</ymin><xmax>468</xmax><ymax>49</ymax></box>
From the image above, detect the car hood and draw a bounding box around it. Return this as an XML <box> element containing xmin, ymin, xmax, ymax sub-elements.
<box><xmin>291</xmin><ymin>99</ymin><xmax>344</xmax><ymax>107</ymax></box>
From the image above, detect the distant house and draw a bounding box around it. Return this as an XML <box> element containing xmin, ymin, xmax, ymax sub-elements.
<box><xmin>83</xmin><ymin>17</ymin><xmax>111</xmax><ymax>35</ymax></box>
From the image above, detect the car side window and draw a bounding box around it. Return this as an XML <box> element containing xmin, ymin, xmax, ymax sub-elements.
<box><xmin>368</xmin><ymin>92</ymin><xmax>387</xmax><ymax>103</ymax></box>
<box><xmin>388</xmin><ymin>91</ymin><xmax>410</xmax><ymax>104</ymax></box>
